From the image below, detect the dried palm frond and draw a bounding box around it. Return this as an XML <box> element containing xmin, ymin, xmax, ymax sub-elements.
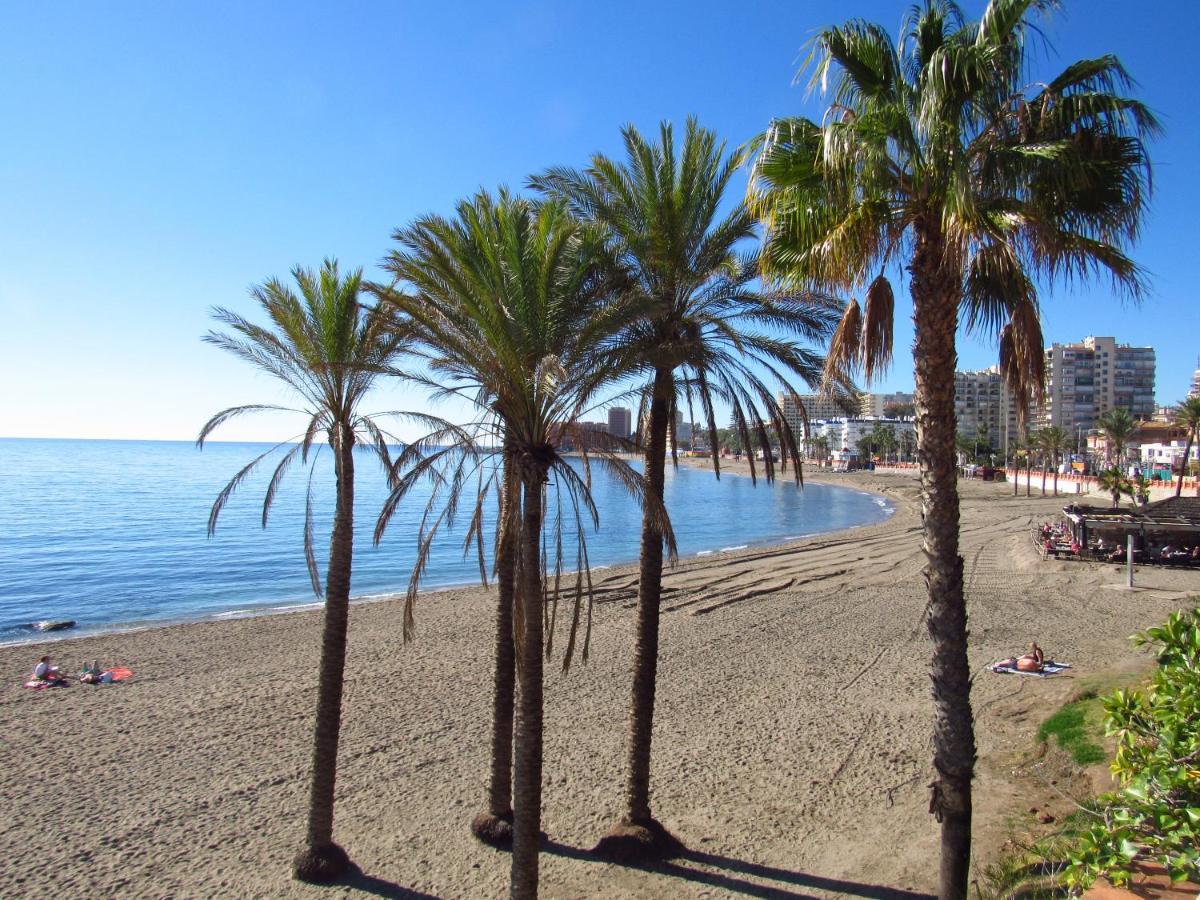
<box><xmin>823</xmin><ymin>296</ymin><xmax>862</xmax><ymax>387</ymax></box>
<box><xmin>861</xmin><ymin>275</ymin><xmax>894</xmax><ymax>382</ymax></box>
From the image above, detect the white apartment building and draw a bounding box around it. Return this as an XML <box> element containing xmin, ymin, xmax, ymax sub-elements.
<box><xmin>778</xmin><ymin>392</ymin><xmax>860</xmax><ymax>440</ymax></box>
<box><xmin>812</xmin><ymin>417</ymin><xmax>916</xmax><ymax>455</ymax></box>
<box><xmin>954</xmin><ymin>367</ymin><xmax>1021</xmax><ymax>446</ymax></box>
<box><xmin>1038</xmin><ymin>336</ymin><xmax>1156</xmax><ymax>431</ymax></box>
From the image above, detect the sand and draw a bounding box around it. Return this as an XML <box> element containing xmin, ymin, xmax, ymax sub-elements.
<box><xmin>2</xmin><ymin>467</ymin><xmax>1197</xmax><ymax>899</ymax></box>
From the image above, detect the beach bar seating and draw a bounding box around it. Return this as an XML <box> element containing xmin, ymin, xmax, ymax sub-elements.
<box><xmin>1059</xmin><ymin>496</ymin><xmax>1200</xmax><ymax>567</ymax></box>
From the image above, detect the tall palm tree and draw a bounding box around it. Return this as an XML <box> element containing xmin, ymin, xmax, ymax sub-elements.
<box><xmin>1096</xmin><ymin>407</ymin><xmax>1137</xmax><ymax>467</ymax></box>
<box><xmin>531</xmin><ymin>119</ymin><xmax>835</xmax><ymax>859</ymax></box>
<box><xmin>374</xmin><ymin>190</ymin><xmax>654</xmax><ymax>899</ymax></box>
<box><xmin>746</xmin><ymin>3</ymin><xmax>1155</xmax><ymax>894</ymax></box>
<box><xmin>198</xmin><ymin>260</ymin><xmax>409</xmax><ymax>882</ymax></box>
<box><xmin>1039</xmin><ymin>426</ymin><xmax>1070</xmax><ymax>496</ymax></box>
<box><xmin>1171</xmin><ymin>396</ymin><xmax>1200</xmax><ymax>497</ymax></box>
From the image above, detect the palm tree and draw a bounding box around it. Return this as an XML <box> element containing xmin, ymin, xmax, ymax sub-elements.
<box><xmin>1039</xmin><ymin>426</ymin><xmax>1070</xmax><ymax>496</ymax></box>
<box><xmin>1032</xmin><ymin>430</ymin><xmax>1050</xmax><ymax>496</ymax></box>
<box><xmin>1096</xmin><ymin>407</ymin><xmax>1137</xmax><ymax>467</ymax></box>
<box><xmin>531</xmin><ymin>119</ymin><xmax>835</xmax><ymax>859</ymax></box>
<box><xmin>1096</xmin><ymin>466</ymin><xmax>1133</xmax><ymax>509</ymax></box>
<box><xmin>1171</xmin><ymin>396</ymin><xmax>1200</xmax><ymax>497</ymax></box>
<box><xmin>198</xmin><ymin>260</ymin><xmax>409</xmax><ymax>882</ymax></box>
<box><xmin>812</xmin><ymin>433</ymin><xmax>831</xmax><ymax>465</ymax></box>
<box><xmin>1011</xmin><ymin>437</ymin><xmax>1031</xmax><ymax>497</ymax></box>
<box><xmin>746</xmin><ymin>3</ymin><xmax>1154</xmax><ymax>894</ymax></box>
<box><xmin>375</xmin><ymin>190</ymin><xmax>653</xmax><ymax>899</ymax></box>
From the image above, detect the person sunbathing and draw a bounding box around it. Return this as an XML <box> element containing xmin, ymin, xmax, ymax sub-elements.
<box><xmin>1002</xmin><ymin>642</ymin><xmax>1044</xmax><ymax>673</ymax></box>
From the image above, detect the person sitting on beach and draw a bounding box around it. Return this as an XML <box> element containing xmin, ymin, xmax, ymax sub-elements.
<box><xmin>1107</xmin><ymin>544</ymin><xmax>1126</xmax><ymax>562</ymax></box>
<box><xmin>1002</xmin><ymin>642</ymin><xmax>1045</xmax><ymax>673</ymax></box>
<box><xmin>31</xmin><ymin>655</ymin><xmax>67</xmax><ymax>684</ymax></box>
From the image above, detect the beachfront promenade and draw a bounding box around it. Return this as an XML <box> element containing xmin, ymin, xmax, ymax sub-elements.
<box><xmin>2</xmin><ymin>469</ymin><xmax>1196</xmax><ymax>897</ymax></box>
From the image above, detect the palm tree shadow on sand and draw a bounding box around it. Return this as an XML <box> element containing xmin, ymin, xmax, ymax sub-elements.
<box><xmin>544</xmin><ymin>840</ymin><xmax>935</xmax><ymax>899</ymax></box>
<box><xmin>329</xmin><ymin>864</ymin><xmax>441</xmax><ymax>900</ymax></box>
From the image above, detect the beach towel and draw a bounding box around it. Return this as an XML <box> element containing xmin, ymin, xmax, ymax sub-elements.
<box><xmin>990</xmin><ymin>661</ymin><xmax>1072</xmax><ymax>677</ymax></box>
<box><xmin>23</xmin><ymin>678</ymin><xmax>69</xmax><ymax>690</ymax></box>
<box><xmin>81</xmin><ymin>667</ymin><xmax>133</xmax><ymax>684</ymax></box>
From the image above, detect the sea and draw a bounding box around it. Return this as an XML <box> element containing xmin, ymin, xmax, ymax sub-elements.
<box><xmin>0</xmin><ymin>438</ymin><xmax>892</xmax><ymax>644</ymax></box>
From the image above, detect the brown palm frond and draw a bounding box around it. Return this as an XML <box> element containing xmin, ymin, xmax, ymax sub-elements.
<box><xmin>861</xmin><ymin>275</ymin><xmax>894</xmax><ymax>382</ymax></box>
<box><xmin>999</xmin><ymin>299</ymin><xmax>1046</xmax><ymax>427</ymax></box>
<box><xmin>823</xmin><ymin>296</ymin><xmax>862</xmax><ymax>388</ymax></box>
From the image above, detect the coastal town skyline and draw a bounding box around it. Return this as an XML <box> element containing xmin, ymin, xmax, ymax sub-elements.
<box><xmin>3</xmin><ymin>0</ymin><xmax>1199</xmax><ymax>443</ymax></box>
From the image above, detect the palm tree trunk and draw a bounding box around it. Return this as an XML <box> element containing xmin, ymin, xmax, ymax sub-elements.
<box><xmin>1052</xmin><ymin>454</ymin><xmax>1059</xmax><ymax>496</ymax></box>
<box><xmin>293</xmin><ymin>425</ymin><xmax>355</xmax><ymax>882</ymax></box>
<box><xmin>1177</xmin><ymin>432</ymin><xmax>1194</xmax><ymax>498</ymax></box>
<box><xmin>473</xmin><ymin>448</ymin><xmax>517</xmax><ymax>845</ymax></box>
<box><xmin>1026</xmin><ymin>458</ymin><xmax>1031</xmax><ymax>497</ymax></box>
<box><xmin>510</xmin><ymin>470</ymin><xmax>545</xmax><ymax>900</ymax></box>
<box><xmin>1040</xmin><ymin>462</ymin><xmax>1047</xmax><ymax>496</ymax></box>
<box><xmin>627</xmin><ymin>369</ymin><xmax>669</xmax><ymax>824</ymax></box>
<box><xmin>910</xmin><ymin>231</ymin><xmax>975</xmax><ymax>900</ymax></box>
<box><xmin>597</xmin><ymin>366</ymin><xmax>681</xmax><ymax>861</ymax></box>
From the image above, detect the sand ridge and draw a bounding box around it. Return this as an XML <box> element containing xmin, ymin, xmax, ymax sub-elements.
<box><xmin>1</xmin><ymin>468</ymin><xmax>1196</xmax><ymax>898</ymax></box>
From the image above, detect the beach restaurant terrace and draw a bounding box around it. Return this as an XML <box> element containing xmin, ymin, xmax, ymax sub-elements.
<box><xmin>1061</xmin><ymin>496</ymin><xmax>1200</xmax><ymax>563</ymax></box>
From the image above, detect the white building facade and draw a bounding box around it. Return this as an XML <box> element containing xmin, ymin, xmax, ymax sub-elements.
<box><xmin>778</xmin><ymin>392</ymin><xmax>860</xmax><ymax>441</ymax></box>
<box><xmin>811</xmin><ymin>417</ymin><xmax>916</xmax><ymax>457</ymax></box>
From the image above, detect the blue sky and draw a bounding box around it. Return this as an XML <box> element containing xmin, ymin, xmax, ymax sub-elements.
<box><xmin>2</xmin><ymin>1</ymin><xmax>1197</xmax><ymax>442</ymax></box>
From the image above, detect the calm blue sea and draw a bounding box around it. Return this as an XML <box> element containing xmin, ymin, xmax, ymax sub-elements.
<box><xmin>0</xmin><ymin>438</ymin><xmax>891</xmax><ymax>643</ymax></box>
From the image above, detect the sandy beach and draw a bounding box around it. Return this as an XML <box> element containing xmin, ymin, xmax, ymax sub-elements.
<box><xmin>2</xmin><ymin>467</ymin><xmax>1197</xmax><ymax>899</ymax></box>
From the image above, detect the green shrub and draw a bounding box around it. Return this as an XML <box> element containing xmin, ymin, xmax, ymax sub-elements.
<box><xmin>1062</xmin><ymin>608</ymin><xmax>1200</xmax><ymax>891</ymax></box>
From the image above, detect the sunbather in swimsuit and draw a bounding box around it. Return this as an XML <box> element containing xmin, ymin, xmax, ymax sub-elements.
<box><xmin>1002</xmin><ymin>642</ymin><xmax>1044</xmax><ymax>673</ymax></box>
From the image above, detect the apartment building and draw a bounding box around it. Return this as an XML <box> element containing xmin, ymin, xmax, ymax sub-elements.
<box><xmin>954</xmin><ymin>367</ymin><xmax>1021</xmax><ymax>446</ymax></box>
<box><xmin>778</xmin><ymin>392</ymin><xmax>860</xmax><ymax>439</ymax></box>
<box><xmin>607</xmin><ymin>406</ymin><xmax>632</xmax><ymax>440</ymax></box>
<box><xmin>859</xmin><ymin>391</ymin><xmax>915</xmax><ymax>416</ymax></box>
<box><xmin>814</xmin><ymin>417</ymin><xmax>916</xmax><ymax>456</ymax></box>
<box><xmin>1038</xmin><ymin>336</ymin><xmax>1156</xmax><ymax>431</ymax></box>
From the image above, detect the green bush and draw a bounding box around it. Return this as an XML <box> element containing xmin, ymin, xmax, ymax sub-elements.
<box><xmin>1062</xmin><ymin>608</ymin><xmax>1200</xmax><ymax>890</ymax></box>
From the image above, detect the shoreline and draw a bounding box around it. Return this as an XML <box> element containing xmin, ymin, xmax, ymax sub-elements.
<box><xmin>1</xmin><ymin>467</ymin><xmax>896</xmax><ymax>650</ymax></box>
<box><xmin>3</xmin><ymin>471</ymin><xmax>1196</xmax><ymax>897</ymax></box>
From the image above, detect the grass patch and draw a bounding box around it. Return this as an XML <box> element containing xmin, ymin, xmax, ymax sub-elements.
<box><xmin>1037</xmin><ymin>699</ymin><xmax>1106</xmax><ymax>765</ymax></box>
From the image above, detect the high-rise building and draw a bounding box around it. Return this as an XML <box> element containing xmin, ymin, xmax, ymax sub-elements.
<box><xmin>778</xmin><ymin>392</ymin><xmax>860</xmax><ymax>440</ymax></box>
<box><xmin>1038</xmin><ymin>336</ymin><xmax>1156</xmax><ymax>431</ymax></box>
<box><xmin>859</xmin><ymin>391</ymin><xmax>915</xmax><ymax>417</ymax></box>
<box><xmin>607</xmin><ymin>406</ymin><xmax>632</xmax><ymax>440</ymax></box>
<box><xmin>1189</xmin><ymin>360</ymin><xmax>1200</xmax><ymax>399</ymax></box>
<box><xmin>954</xmin><ymin>367</ymin><xmax>1021</xmax><ymax>447</ymax></box>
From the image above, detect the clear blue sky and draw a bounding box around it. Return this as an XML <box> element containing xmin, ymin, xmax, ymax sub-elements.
<box><xmin>3</xmin><ymin>1</ymin><xmax>1197</xmax><ymax>442</ymax></box>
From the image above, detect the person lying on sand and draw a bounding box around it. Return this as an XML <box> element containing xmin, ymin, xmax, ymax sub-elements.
<box><xmin>1000</xmin><ymin>642</ymin><xmax>1044</xmax><ymax>673</ymax></box>
<box><xmin>31</xmin><ymin>656</ymin><xmax>67</xmax><ymax>684</ymax></box>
